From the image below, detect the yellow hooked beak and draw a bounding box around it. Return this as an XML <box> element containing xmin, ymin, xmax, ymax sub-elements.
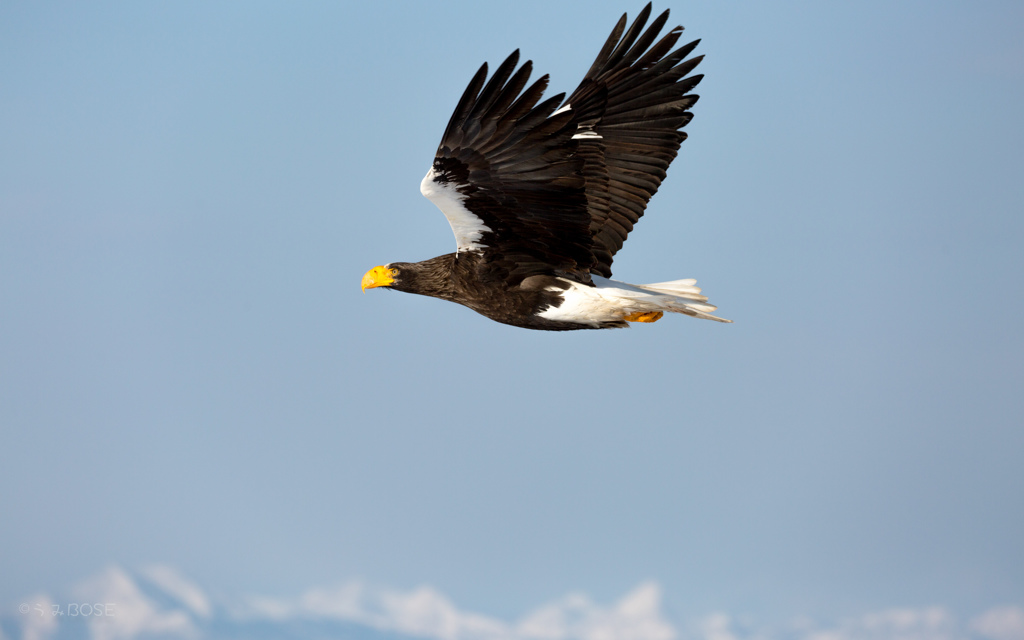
<box><xmin>361</xmin><ymin>265</ymin><xmax>396</xmax><ymax>291</ymax></box>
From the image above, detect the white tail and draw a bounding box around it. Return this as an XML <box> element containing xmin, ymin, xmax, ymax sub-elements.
<box><xmin>539</xmin><ymin>276</ymin><xmax>732</xmax><ymax>326</ymax></box>
<box><xmin>611</xmin><ymin>277</ymin><xmax>731</xmax><ymax>323</ymax></box>
<box><xmin>634</xmin><ymin>278</ymin><xmax>731</xmax><ymax>322</ymax></box>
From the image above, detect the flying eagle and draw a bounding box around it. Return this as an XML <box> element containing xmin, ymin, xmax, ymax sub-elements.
<box><xmin>362</xmin><ymin>3</ymin><xmax>730</xmax><ymax>330</ymax></box>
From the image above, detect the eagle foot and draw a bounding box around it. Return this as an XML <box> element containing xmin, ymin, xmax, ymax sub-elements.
<box><xmin>623</xmin><ymin>311</ymin><xmax>664</xmax><ymax>323</ymax></box>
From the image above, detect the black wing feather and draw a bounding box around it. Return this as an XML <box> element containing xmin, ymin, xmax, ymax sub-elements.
<box><xmin>565</xmin><ymin>2</ymin><xmax>705</xmax><ymax>278</ymax></box>
<box><xmin>428</xmin><ymin>53</ymin><xmax>594</xmax><ymax>285</ymax></box>
<box><xmin>426</xmin><ymin>3</ymin><xmax>703</xmax><ymax>283</ymax></box>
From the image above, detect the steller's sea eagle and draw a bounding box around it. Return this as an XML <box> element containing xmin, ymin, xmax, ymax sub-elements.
<box><xmin>362</xmin><ymin>3</ymin><xmax>731</xmax><ymax>330</ymax></box>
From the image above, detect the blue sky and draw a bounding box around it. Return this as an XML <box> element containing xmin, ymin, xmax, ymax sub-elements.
<box><xmin>1</xmin><ymin>0</ymin><xmax>1022</xmax><ymax>634</ymax></box>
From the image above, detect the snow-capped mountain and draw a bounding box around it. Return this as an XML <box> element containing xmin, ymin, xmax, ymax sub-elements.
<box><xmin>3</xmin><ymin>566</ymin><xmax>1022</xmax><ymax>640</ymax></box>
<box><xmin>2</xmin><ymin>566</ymin><xmax>673</xmax><ymax>640</ymax></box>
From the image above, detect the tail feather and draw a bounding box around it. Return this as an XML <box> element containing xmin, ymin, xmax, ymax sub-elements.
<box><xmin>636</xmin><ymin>278</ymin><xmax>708</xmax><ymax>301</ymax></box>
<box><xmin>556</xmin><ymin>275</ymin><xmax>733</xmax><ymax>325</ymax></box>
<box><xmin>669</xmin><ymin>304</ymin><xmax>732</xmax><ymax>323</ymax></box>
<box><xmin>638</xmin><ymin>279</ymin><xmax>732</xmax><ymax>323</ymax></box>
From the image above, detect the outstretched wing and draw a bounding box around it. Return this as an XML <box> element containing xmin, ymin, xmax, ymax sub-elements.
<box><xmin>563</xmin><ymin>2</ymin><xmax>704</xmax><ymax>278</ymax></box>
<box><xmin>420</xmin><ymin>51</ymin><xmax>596</xmax><ymax>285</ymax></box>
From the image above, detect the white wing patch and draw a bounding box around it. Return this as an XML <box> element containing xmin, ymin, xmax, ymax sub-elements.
<box><xmin>420</xmin><ymin>167</ymin><xmax>491</xmax><ymax>253</ymax></box>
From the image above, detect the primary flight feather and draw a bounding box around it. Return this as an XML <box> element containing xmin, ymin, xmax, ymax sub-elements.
<box><xmin>362</xmin><ymin>3</ymin><xmax>731</xmax><ymax>330</ymax></box>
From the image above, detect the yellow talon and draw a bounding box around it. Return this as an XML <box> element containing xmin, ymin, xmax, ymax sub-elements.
<box><xmin>623</xmin><ymin>311</ymin><xmax>663</xmax><ymax>323</ymax></box>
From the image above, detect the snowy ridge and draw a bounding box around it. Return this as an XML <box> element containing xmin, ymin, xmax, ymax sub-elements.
<box><xmin>2</xmin><ymin>566</ymin><xmax>1022</xmax><ymax>640</ymax></box>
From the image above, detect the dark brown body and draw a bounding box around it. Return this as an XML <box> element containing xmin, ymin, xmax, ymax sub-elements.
<box><xmin>387</xmin><ymin>254</ymin><xmax>618</xmax><ymax>331</ymax></box>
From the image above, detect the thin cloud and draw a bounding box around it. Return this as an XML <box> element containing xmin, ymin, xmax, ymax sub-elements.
<box><xmin>971</xmin><ymin>607</ymin><xmax>1024</xmax><ymax>640</ymax></box>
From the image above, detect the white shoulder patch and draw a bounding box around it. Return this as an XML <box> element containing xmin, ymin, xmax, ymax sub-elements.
<box><xmin>420</xmin><ymin>167</ymin><xmax>491</xmax><ymax>253</ymax></box>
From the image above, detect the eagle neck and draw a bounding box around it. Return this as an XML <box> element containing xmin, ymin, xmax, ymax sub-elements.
<box><xmin>400</xmin><ymin>254</ymin><xmax>457</xmax><ymax>301</ymax></box>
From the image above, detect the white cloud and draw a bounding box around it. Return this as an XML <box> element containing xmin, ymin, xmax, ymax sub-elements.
<box><xmin>685</xmin><ymin>606</ymin><xmax>1015</xmax><ymax>640</ymax></box>
<box><xmin>375</xmin><ymin>585</ymin><xmax>511</xmax><ymax>640</ymax></box>
<box><xmin>234</xmin><ymin>579</ymin><xmax>674</xmax><ymax>640</ymax></box>
<box><xmin>517</xmin><ymin>593</ymin><xmax>593</xmax><ymax>639</ymax></box>
<box><xmin>694</xmin><ymin>613</ymin><xmax>739</xmax><ymax>640</ymax></box>
<box><xmin>801</xmin><ymin>607</ymin><xmax>960</xmax><ymax>640</ymax></box>
<box><xmin>232</xmin><ymin>593</ymin><xmax>297</xmax><ymax>622</ymax></box>
<box><xmin>703</xmin><ymin>606</ymin><xmax>968</xmax><ymax>640</ymax></box>
<box><xmin>16</xmin><ymin>594</ymin><xmax>58</xmax><ymax>640</ymax></box>
<box><xmin>6</xmin><ymin>565</ymin><xmax>1023</xmax><ymax>640</ymax></box>
<box><xmin>71</xmin><ymin>566</ymin><xmax>200</xmax><ymax>640</ymax></box>
<box><xmin>138</xmin><ymin>564</ymin><xmax>212</xmax><ymax>619</ymax></box>
<box><xmin>516</xmin><ymin>582</ymin><xmax>675</xmax><ymax>640</ymax></box>
<box><xmin>971</xmin><ymin>607</ymin><xmax>1024</xmax><ymax>640</ymax></box>
<box><xmin>233</xmin><ymin>580</ymin><xmax>512</xmax><ymax>639</ymax></box>
<box><xmin>297</xmin><ymin>581</ymin><xmax>366</xmax><ymax>619</ymax></box>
